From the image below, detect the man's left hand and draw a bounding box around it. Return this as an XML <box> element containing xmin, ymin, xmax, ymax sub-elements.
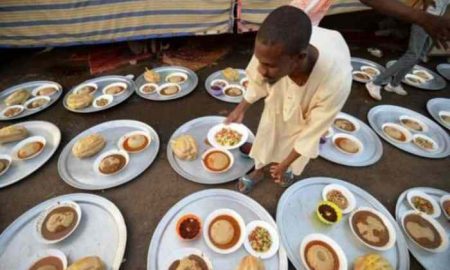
<box><xmin>270</xmin><ymin>163</ymin><xmax>289</xmax><ymax>183</ymax></box>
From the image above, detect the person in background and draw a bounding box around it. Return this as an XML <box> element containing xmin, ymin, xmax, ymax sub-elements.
<box><xmin>366</xmin><ymin>0</ymin><xmax>449</xmax><ymax>100</ymax></box>
<box><xmin>226</xmin><ymin>6</ymin><xmax>352</xmax><ymax>193</ymax></box>
<box><xmin>290</xmin><ymin>0</ymin><xmax>450</xmax><ymax>48</ymax></box>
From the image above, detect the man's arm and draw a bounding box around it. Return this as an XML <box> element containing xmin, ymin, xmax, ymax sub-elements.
<box><xmin>360</xmin><ymin>0</ymin><xmax>450</xmax><ymax>48</ymax></box>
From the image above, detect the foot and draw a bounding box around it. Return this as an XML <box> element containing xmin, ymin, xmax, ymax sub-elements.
<box><xmin>237</xmin><ymin>170</ymin><xmax>264</xmax><ymax>194</ymax></box>
<box><xmin>278</xmin><ymin>170</ymin><xmax>296</xmax><ymax>188</ymax></box>
<box><xmin>365</xmin><ymin>82</ymin><xmax>382</xmax><ymax>101</ymax></box>
<box><xmin>384</xmin><ymin>83</ymin><xmax>408</xmax><ymax>96</ymax></box>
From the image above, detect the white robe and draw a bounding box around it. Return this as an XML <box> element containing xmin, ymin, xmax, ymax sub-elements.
<box><xmin>244</xmin><ymin>26</ymin><xmax>353</xmax><ymax>175</ymax></box>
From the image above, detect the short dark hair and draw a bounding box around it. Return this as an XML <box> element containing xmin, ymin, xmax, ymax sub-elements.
<box><xmin>256</xmin><ymin>6</ymin><xmax>312</xmax><ymax>55</ymax></box>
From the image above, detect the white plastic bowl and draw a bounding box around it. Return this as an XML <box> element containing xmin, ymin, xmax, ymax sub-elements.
<box><xmin>203</xmin><ymin>208</ymin><xmax>246</xmax><ymax>254</ymax></box>
<box><xmin>0</xmin><ymin>154</ymin><xmax>12</xmax><ymax>177</ymax></box>
<box><xmin>24</xmin><ymin>96</ymin><xmax>51</xmax><ymax>110</ymax></box>
<box><xmin>35</xmin><ymin>200</ymin><xmax>82</xmax><ymax>244</ymax></box>
<box><xmin>139</xmin><ymin>83</ymin><xmax>159</xmax><ymax>95</ymax></box>
<box><xmin>12</xmin><ymin>135</ymin><xmax>46</xmax><ymax>161</ymax></box>
<box><xmin>117</xmin><ymin>130</ymin><xmax>152</xmax><ymax>154</ymax></box>
<box><xmin>299</xmin><ymin>233</ymin><xmax>348</xmax><ymax>270</ymax></box>
<box><xmin>25</xmin><ymin>249</ymin><xmax>68</xmax><ymax>270</ymax></box>
<box><xmin>401</xmin><ymin>210</ymin><xmax>449</xmax><ymax>253</ymax></box>
<box><xmin>92</xmin><ymin>94</ymin><xmax>114</xmax><ymax>109</ymax></box>
<box><xmin>406</xmin><ymin>190</ymin><xmax>441</xmax><ymax>218</ymax></box>
<box><xmin>412</xmin><ymin>134</ymin><xmax>439</xmax><ymax>152</ymax></box>
<box><xmin>440</xmin><ymin>194</ymin><xmax>450</xmax><ymax>220</ymax></box>
<box><xmin>352</xmin><ymin>70</ymin><xmax>373</xmax><ymax>83</ymax></box>
<box><xmin>332</xmin><ymin>133</ymin><xmax>364</xmax><ymax>155</ymax></box>
<box><xmin>102</xmin><ymin>82</ymin><xmax>128</xmax><ymax>96</ymax></box>
<box><xmin>32</xmin><ymin>83</ymin><xmax>61</xmax><ymax>97</ymax></box>
<box><xmin>223</xmin><ymin>84</ymin><xmax>246</xmax><ymax>99</ymax></box>
<box><xmin>381</xmin><ymin>122</ymin><xmax>412</xmax><ymax>144</ymax></box>
<box><xmin>361</xmin><ymin>65</ymin><xmax>380</xmax><ymax>77</ymax></box>
<box><xmin>399</xmin><ymin>115</ymin><xmax>428</xmax><ymax>132</ymax></box>
<box><xmin>210</xmin><ymin>79</ymin><xmax>229</xmax><ymax>89</ymax></box>
<box><xmin>243</xmin><ymin>220</ymin><xmax>280</xmax><ymax>259</ymax></box>
<box><xmin>349</xmin><ymin>207</ymin><xmax>397</xmax><ymax>251</ymax></box>
<box><xmin>207</xmin><ymin>123</ymin><xmax>249</xmax><ymax>150</ymax></box>
<box><xmin>405</xmin><ymin>74</ymin><xmax>426</xmax><ymax>85</ymax></box>
<box><xmin>1</xmin><ymin>105</ymin><xmax>25</xmax><ymax>118</ymax></box>
<box><xmin>93</xmin><ymin>149</ymin><xmax>130</xmax><ymax>176</ymax></box>
<box><xmin>201</xmin><ymin>148</ymin><xmax>234</xmax><ymax>174</ymax></box>
<box><xmin>333</xmin><ymin>115</ymin><xmax>361</xmax><ymax>133</ymax></box>
<box><xmin>73</xmin><ymin>83</ymin><xmax>98</xmax><ymax>95</ymax></box>
<box><xmin>322</xmin><ymin>184</ymin><xmax>356</xmax><ymax>214</ymax></box>
<box><xmin>165</xmin><ymin>72</ymin><xmax>188</xmax><ymax>84</ymax></box>
<box><xmin>162</xmin><ymin>248</ymin><xmax>213</xmax><ymax>270</ymax></box>
<box><xmin>240</xmin><ymin>77</ymin><xmax>249</xmax><ymax>89</ymax></box>
<box><xmin>157</xmin><ymin>83</ymin><xmax>181</xmax><ymax>97</ymax></box>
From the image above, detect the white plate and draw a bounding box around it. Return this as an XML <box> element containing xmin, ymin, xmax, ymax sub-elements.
<box><xmin>24</xmin><ymin>96</ymin><xmax>51</xmax><ymax>111</ymax></box>
<box><xmin>35</xmin><ymin>201</ymin><xmax>82</xmax><ymax>244</ymax></box>
<box><xmin>322</xmin><ymin>184</ymin><xmax>356</xmax><ymax>214</ymax></box>
<box><xmin>73</xmin><ymin>82</ymin><xmax>98</xmax><ymax>95</ymax></box>
<box><xmin>1</xmin><ymin>105</ymin><xmax>25</xmax><ymax>118</ymax></box>
<box><xmin>203</xmin><ymin>208</ymin><xmax>246</xmax><ymax>254</ymax></box>
<box><xmin>299</xmin><ymin>233</ymin><xmax>347</xmax><ymax>270</ymax></box>
<box><xmin>157</xmin><ymin>83</ymin><xmax>181</xmax><ymax>97</ymax></box>
<box><xmin>117</xmin><ymin>130</ymin><xmax>152</xmax><ymax>154</ymax></box>
<box><xmin>138</xmin><ymin>83</ymin><xmax>159</xmax><ymax>95</ymax></box>
<box><xmin>0</xmin><ymin>154</ymin><xmax>12</xmax><ymax>177</ymax></box>
<box><xmin>333</xmin><ymin>114</ymin><xmax>361</xmax><ymax>133</ymax></box>
<box><xmin>243</xmin><ymin>220</ymin><xmax>280</xmax><ymax>260</ymax></box>
<box><xmin>0</xmin><ymin>121</ymin><xmax>61</xmax><ymax>189</ymax></box>
<box><xmin>406</xmin><ymin>190</ymin><xmax>441</xmax><ymax>218</ymax></box>
<box><xmin>92</xmin><ymin>94</ymin><xmax>113</xmax><ymax>109</ymax></box>
<box><xmin>352</xmin><ymin>71</ymin><xmax>373</xmax><ymax>83</ymax></box>
<box><xmin>102</xmin><ymin>82</ymin><xmax>128</xmax><ymax>96</ymax></box>
<box><xmin>32</xmin><ymin>83</ymin><xmax>61</xmax><ymax>97</ymax></box>
<box><xmin>207</xmin><ymin>123</ymin><xmax>249</xmax><ymax>150</ymax></box>
<box><xmin>165</xmin><ymin>72</ymin><xmax>188</xmax><ymax>84</ymax></box>
<box><xmin>201</xmin><ymin>148</ymin><xmax>234</xmax><ymax>174</ymax></box>
<box><xmin>400</xmin><ymin>210</ymin><xmax>448</xmax><ymax>253</ymax></box>
<box><xmin>222</xmin><ymin>84</ymin><xmax>246</xmax><ymax>99</ymax></box>
<box><xmin>93</xmin><ymin>149</ymin><xmax>130</xmax><ymax>176</ymax></box>
<box><xmin>162</xmin><ymin>248</ymin><xmax>213</xmax><ymax>270</ymax></box>
<box><xmin>349</xmin><ymin>207</ymin><xmax>397</xmax><ymax>251</ymax></box>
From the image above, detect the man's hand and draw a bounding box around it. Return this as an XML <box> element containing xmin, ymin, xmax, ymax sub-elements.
<box><xmin>225</xmin><ymin>108</ymin><xmax>245</xmax><ymax>124</ymax></box>
<box><xmin>422</xmin><ymin>14</ymin><xmax>450</xmax><ymax>49</ymax></box>
<box><xmin>270</xmin><ymin>163</ymin><xmax>289</xmax><ymax>183</ymax></box>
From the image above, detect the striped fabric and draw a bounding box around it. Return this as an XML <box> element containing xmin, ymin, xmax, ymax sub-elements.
<box><xmin>0</xmin><ymin>0</ymin><xmax>234</xmax><ymax>48</ymax></box>
<box><xmin>238</xmin><ymin>0</ymin><xmax>371</xmax><ymax>32</ymax></box>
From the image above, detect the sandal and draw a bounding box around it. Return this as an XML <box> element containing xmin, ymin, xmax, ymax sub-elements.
<box><xmin>237</xmin><ymin>174</ymin><xmax>264</xmax><ymax>194</ymax></box>
<box><xmin>277</xmin><ymin>170</ymin><xmax>296</xmax><ymax>188</ymax></box>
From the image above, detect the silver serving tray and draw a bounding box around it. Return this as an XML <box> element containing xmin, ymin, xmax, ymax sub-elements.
<box><xmin>427</xmin><ymin>97</ymin><xmax>450</xmax><ymax>131</ymax></box>
<box><xmin>135</xmin><ymin>66</ymin><xmax>198</xmax><ymax>101</ymax></box>
<box><xmin>205</xmin><ymin>69</ymin><xmax>246</xmax><ymax>103</ymax></box>
<box><xmin>368</xmin><ymin>105</ymin><xmax>450</xmax><ymax>158</ymax></box>
<box><xmin>0</xmin><ymin>81</ymin><xmax>62</xmax><ymax>121</ymax></box>
<box><xmin>436</xmin><ymin>63</ymin><xmax>450</xmax><ymax>81</ymax></box>
<box><xmin>0</xmin><ymin>121</ymin><xmax>61</xmax><ymax>188</ymax></box>
<box><xmin>167</xmin><ymin>116</ymin><xmax>254</xmax><ymax>184</ymax></box>
<box><xmin>351</xmin><ymin>57</ymin><xmax>386</xmax><ymax>83</ymax></box>
<box><xmin>0</xmin><ymin>193</ymin><xmax>127</xmax><ymax>270</ymax></box>
<box><xmin>320</xmin><ymin>112</ymin><xmax>383</xmax><ymax>167</ymax></box>
<box><xmin>386</xmin><ymin>60</ymin><xmax>446</xmax><ymax>90</ymax></box>
<box><xmin>58</xmin><ymin>120</ymin><xmax>160</xmax><ymax>190</ymax></box>
<box><xmin>63</xmin><ymin>75</ymin><xmax>135</xmax><ymax>113</ymax></box>
<box><xmin>277</xmin><ymin>177</ymin><xmax>410</xmax><ymax>270</ymax></box>
<box><xmin>395</xmin><ymin>187</ymin><xmax>450</xmax><ymax>270</ymax></box>
<box><xmin>147</xmin><ymin>189</ymin><xmax>288</xmax><ymax>270</ymax></box>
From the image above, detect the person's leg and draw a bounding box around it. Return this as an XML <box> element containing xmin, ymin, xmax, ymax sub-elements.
<box><xmin>389</xmin><ymin>24</ymin><xmax>432</xmax><ymax>88</ymax></box>
<box><xmin>237</xmin><ymin>165</ymin><xmax>265</xmax><ymax>193</ymax></box>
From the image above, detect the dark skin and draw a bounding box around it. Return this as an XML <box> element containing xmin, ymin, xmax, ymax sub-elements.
<box><xmin>361</xmin><ymin>0</ymin><xmax>450</xmax><ymax>49</ymax></box>
<box><xmin>226</xmin><ymin>40</ymin><xmax>319</xmax><ymax>184</ymax></box>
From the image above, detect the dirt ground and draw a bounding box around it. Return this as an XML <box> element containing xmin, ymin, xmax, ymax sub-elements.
<box><xmin>0</xmin><ymin>29</ymin><xmax>449</xmax><ymax>269</ymax></box>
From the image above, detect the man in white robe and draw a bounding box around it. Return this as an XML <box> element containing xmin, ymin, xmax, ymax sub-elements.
<box><xmin>226</xmin><ymin>6</ymin><xmax>352</xmax><ymax>193</ymax></box>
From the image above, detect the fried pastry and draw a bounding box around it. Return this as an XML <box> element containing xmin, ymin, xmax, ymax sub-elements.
<box><xmin>222</xmin><ymin>67</ymin><xmax>240</xmax><ymax>82</ymax></box>
<box><xmin>0</xmin><ymin>125</ymin><xmax>28</xmax><ymax>144</ymax></box>
<box><xmin>5</xmin><ymin>89</ymin><xmax>30</xmax><ymax>106</ymax></box>
<box><xmin>170</xmin><ymin>135</ymin><xmax>198</xmax><ymax>160</ymax></box>
<box><xmin>144</xmin><ymin>68</ymin><xmax>161</xmax><ymax>83</ymax></box>
<box><xmin>67</xmin><ymin>256</ymin><xmax>105</xmax><ymax>270</ymax></box>
<box><xmin>236</xmin><ymin>256</ymin><xmax>266</xmax><ymax>270</ymax></box>
<box><xmin>67</xmin><ymin>93</ymin><xmax>93</xmax><ymax>110</ymax></box>
<box><xmin>72</xmin><ymin>134</ymin><xmax>106</xmax><ymax>158</ymax></box>
<box><xmin>354</xmin><ymin>254</ymin><xmax>393</xmax><ymax>270</ymax></box>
